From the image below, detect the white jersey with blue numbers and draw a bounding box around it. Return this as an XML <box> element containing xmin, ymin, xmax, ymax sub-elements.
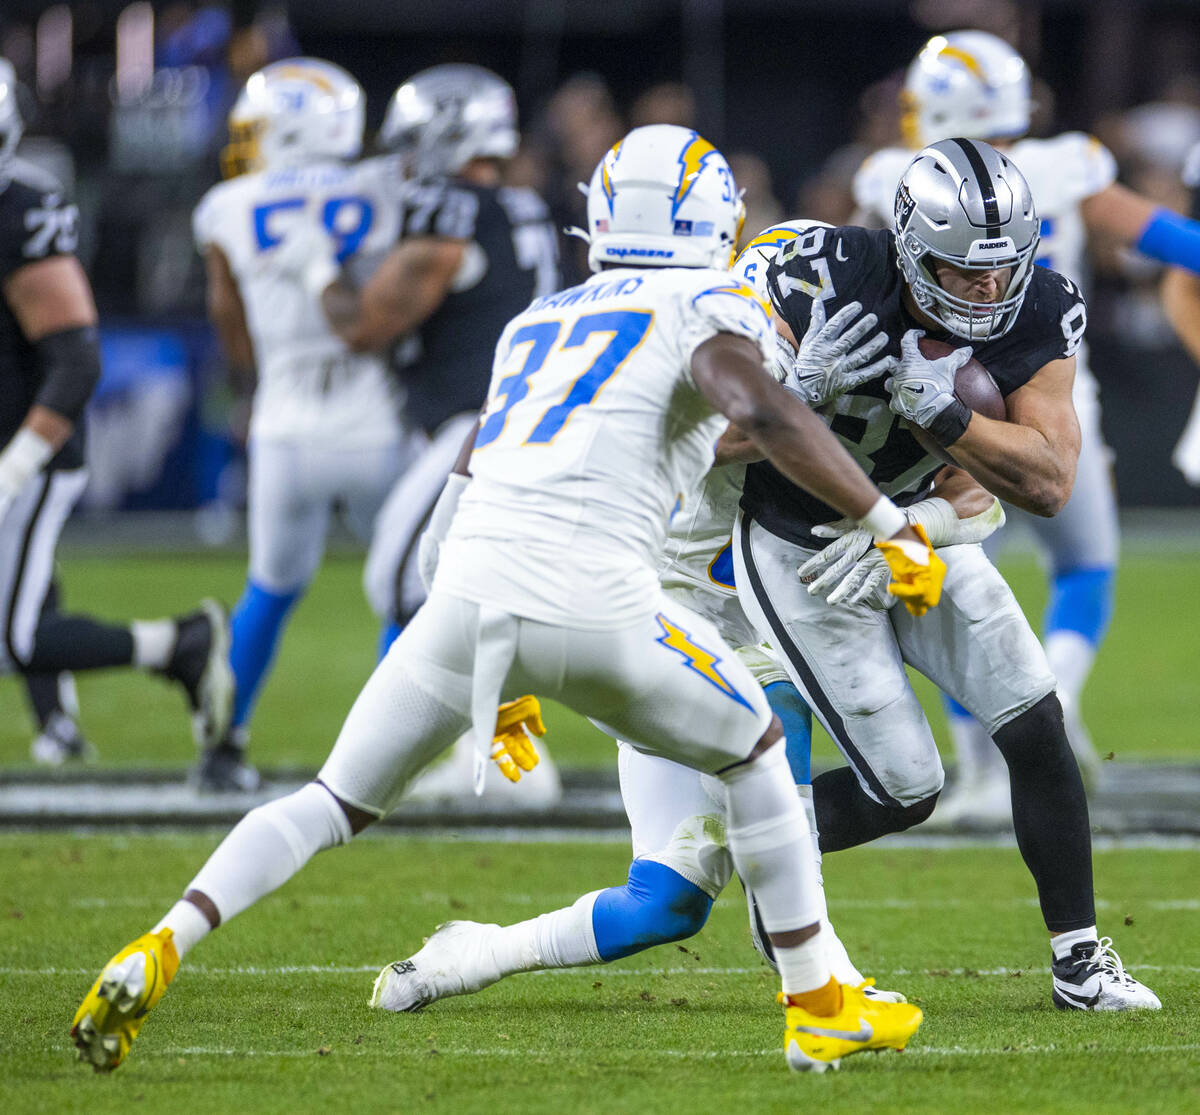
<box><xmin>437</xmin><ymin>266</ymin><xmax>775</xmax><ymax>630</ymax></box>
<box><xmin>193</xmin><ymin>158</ymin><xmax>403</xmax><ymax>446</ymax></box>
<box><xmin>853</xmin><ymin>133</ymin><xmax>1116</xmax><ymax>388</ymax></box>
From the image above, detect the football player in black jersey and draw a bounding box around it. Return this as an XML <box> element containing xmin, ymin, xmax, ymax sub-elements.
<box><xmin>312</xmin><ymin>64</ymin><xmax>562</xmax><ymax>800</ymax></box>
<box><xmin>0</xmin><ymin>59</ymin><xmax>233</xmax><ymax>757</ymax></box>
<box><xmin>736</xmin><ymin>138</ymin><xmax>1159</xmax><ymax>1010</ymax></box>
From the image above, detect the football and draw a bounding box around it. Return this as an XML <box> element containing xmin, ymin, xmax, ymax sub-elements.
<box><xmin>904</xmin><ymin>336</ymin><xmax>1006</xmax><ymax>466</ymax></box>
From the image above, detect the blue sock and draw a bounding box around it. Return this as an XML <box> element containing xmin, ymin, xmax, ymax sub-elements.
<box><xmin>943</xmin><ymin>695</ymin><xmax>973</xmax><ymax>721</ymax></box>
<box><xmin>1045</xmin><ymin>566</ymin><xmax>1114</xmax><ymax>647</ymax></box>
<box><xmin>591</xmin><ymin>859</ymin><xmax>712</xmax><ymax>961</ymax></box>
<box><xmin>229</xmin><ymin>581</ymin><xmax>301</xmax><ymax>727</ymax></box>
<box><xmin>378</xmin><ymin>621</ymin><xmax>403</xmax><ymax>661</ymax></box>
<box><xmin>765</xmin><ymin>680</ymin><xmax>813</xmax><ymax>785</ymax></box>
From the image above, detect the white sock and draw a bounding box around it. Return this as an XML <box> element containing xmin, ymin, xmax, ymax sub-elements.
<box><xmin>947</xmin><ymin>711</ymin><xmax>1006</xmax><ymax>784</ymax></box>
<box><xmin>486</xmin><ymin>892</ymin><xmax>602</xmax><ymax>974</ymax></box>
<box><xmin>1052</xmin><ymin>925</ymin><xmax>1098</xmax><ymax>959</ymax></box>
<box><xmin>775</xmin><ymin>931</ymin><xmax>831</xmax><ymax>998</ymax></box>
<box><xmin>186</xmin><ymin>782</ymin><xmax>352</xmax><ymax>924</ymax></box>
<box><xmin>721</xmin><ymin>742</ymin><xmax>825</xmax><ymax>995</ymax></box>
<box><xmin>796</xmin><ymin>786</ymin><xmax>862</xmax><ymax>983</ymax></box>
<box><xmin>131</xmin><ymin>619</ymin><xmax>175</xmax><ymax>669</ymax></box>
<box><xmin>1045</xmin><ymin>630</ymin><xmax>1095</xmax><ymax>711</ymax></box>
<box><xmin>153</xmin><ymin>900</ymin><xmax>212</xmax><ymax>960</ymax></box>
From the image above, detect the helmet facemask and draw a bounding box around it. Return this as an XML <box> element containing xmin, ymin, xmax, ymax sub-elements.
<box><xmin>894</xmin><ymin>138</ymin><xmax>1040</xmax><ymax>341</ymax></box>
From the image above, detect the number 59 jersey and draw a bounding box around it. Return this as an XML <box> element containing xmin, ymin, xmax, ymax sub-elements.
<box><xmin>193</xmin><ymin>157</ymin><xmax>402</xmax><ymax>446</ymax></box>
<box><xmin>438</xmin><ymin>266</ymin><xmax>776</xmax><ymax>630</ymax></box>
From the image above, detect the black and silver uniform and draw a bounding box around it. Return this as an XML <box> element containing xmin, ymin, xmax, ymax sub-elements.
<box><xmin>393</xmin><ymin>180</ymin><xmax>558</xmax><ymax>435</ymax></box>
<box><xmin>743</xmin><ymin>224</ymin><xmax>1087</xmax><ymax>548</ymax></box>
<box><xmin>0</xmin><ymin>157</ymin><xmax>84</xmax><ymax>469</ymax></box>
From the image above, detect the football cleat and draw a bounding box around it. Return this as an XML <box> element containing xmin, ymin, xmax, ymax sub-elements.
<box><xmin>370</xmin><ymin>920</ymin><xmax>504</xmax><ymax>1012</ymax></box>
<box><xmin>191</xmin><ymin>733</ymin><xmax>261</xmax><ymax>794</ymax></box>
<box><xmin>160</xmin><ymin>599</ymin><xmax>234</xmax><ymax>749</ymax></box>
<box><xmin>71</xmin><ymin>928</ymin><xmax>179</xmax><ymax>1072</ymax></box>
<box><xmin>30</xmin><ymin>711</ymin><xmax>96</xmax><ymax>765</ymax></box>
<box><xmin>1051</xmin><ymin>936</ymin><xmax>1162</xmax><ymax>1011</ymax></box>
<box><xmin>782</xmin><ymin>982</ymin><xmax>923</xmax><ymax>1073</ymax></box>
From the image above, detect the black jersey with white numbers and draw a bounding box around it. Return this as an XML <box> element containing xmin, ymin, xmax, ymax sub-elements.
<box><xmin>742</xmin><ymin>224</ymin><xmax>1087</xmax><ymax>548</ymax></box>
<box><xmin>393</xmin><ymin>180</ymin><xmax>559</xmax><ymax>435</ymax></box>
<box><xmin>0</xmin><ymin>158</ymin><xmax>86</xmax><ymax>468</ymax></box>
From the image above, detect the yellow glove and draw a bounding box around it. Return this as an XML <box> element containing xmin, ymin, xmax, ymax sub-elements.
<box><xmin>875</xmin><ymin>522</ymin><xmax>946</xmax><ymax>617</ymax></box>
<box><xmin>491</xmin><ymin>695</ymin><xmax>547</xmax><ymax>783</ymax></box>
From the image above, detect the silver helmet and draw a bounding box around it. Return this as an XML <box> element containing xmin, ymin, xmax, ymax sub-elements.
<box><xmin>380</xmin><ymin>64</ymin><xmax>518</xmax><ymax>180</ymax></box>
<box><xmin>894</xmin><ymin>137</ymin><xmax>1039</xmax><ymax>341</ymax></box>
<box><xmin>0</xmin><ymin>58</ymin><xmax>24</xmax><ymax>169</ymax></box>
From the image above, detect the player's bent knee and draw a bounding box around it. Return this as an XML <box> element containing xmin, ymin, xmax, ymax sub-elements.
<box><xmin>592</xmin><ymin>859</ymin><xmax>713</xmax><ymax>961</ymax></box>
<box><xmin>993</xmin><ymin>692</ymin><xmax>1068</xmax><ymax>765</ymax></box>
<box><xmin>319</xmin><ymin>780</ymin><xmax>379</xmax><ymax>835</ymax></box>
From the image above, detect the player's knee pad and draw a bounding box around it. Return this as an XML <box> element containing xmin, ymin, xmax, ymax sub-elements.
<box><xmin>764</xmin><ymin>680</ymin><xmax>813</xmax><ymax>785</ymax></box>
<box><xmin>1046</xmin><ymin>566</ymin><xmax>1115</xmax><ymax>647</ymax></box>
<box><xmin>591</xmin><ymin>859</ymin><xmax>713</xmax><ymax>961</ymax></box>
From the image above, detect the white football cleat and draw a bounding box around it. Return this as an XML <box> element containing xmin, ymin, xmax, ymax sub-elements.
<box><xmin>370</xmin><ymin>921</ymin><xmax>505</xmax><ymax>1012</ymax></box>
<box><xmin>929</xmin><ymin>773</ymin><xmax>1012</xmax><ymax>829</ymax></box>
<box><xmin>1051</xmin><ymin>936</ymin><xmax>1162</xmax><ymax>1011</ymax></box>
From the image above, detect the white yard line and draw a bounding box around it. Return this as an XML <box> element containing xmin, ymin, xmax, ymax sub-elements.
<box><xmin>53</xmin><ymin>1042</ymin><xmax>1200</xmax><ymax>1061</ymax></box>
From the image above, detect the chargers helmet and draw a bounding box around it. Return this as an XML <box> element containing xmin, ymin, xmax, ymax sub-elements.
<box><xmin>0</xmin><ymin>58</ymin><xmax>23</xmax><ymax>169</ymax></box>
<box><xmin>901</xmin><ymin>31</ymin><xmax>1031</xmax><ymax>149</ymax></box>
<box><xmin>380</xmin><ymin>64</ymin><xmax>518</xmax><ymax>181</ymax></box>
<box><xmin>732</xmin><ymin>220</ymin><xmax>830</xmax><ymax>380</ymax></box>
<box><xmin>584</xmin><ymin>125</ymin><xmax>744</xmax><ymax>273</ymax></box>
<box><xmin>221</xmin><ymin>58</ymin><xmax>363</xmax><ymax>178</ymax></box>
<box><xmin>894</xmin><ymin>138</ymin><xmax>1039</xmax><ymax>341</ymax></box>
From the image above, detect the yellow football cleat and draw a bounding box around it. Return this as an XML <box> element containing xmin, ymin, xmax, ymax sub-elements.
<box><xmin>70</xmin><ymin>928</ymin><xmax>179</xmax><ymax>1072</ymax></box>
<box><xmin>781</xmin><ymin>982</ymin><xmax>923</xmax><ymax>1073</ymax></box>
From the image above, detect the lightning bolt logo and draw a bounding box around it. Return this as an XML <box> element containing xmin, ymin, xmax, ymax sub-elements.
<box><xmin>935</xmin><ymin>43</ymin><xmax>987</xmax><ymax>82</ymax></box>
<box><xmin>695</xmin><ymin>281</ymin><xmax>772</xmax><ymax>324</ymax></box>
<box><xmin>600</xmin><ymin>139</ymin><xmax>623</xmax><ymax>215</ymax></box>
<box><xmin>672</xmin><ymin>132</ymin><xmax>717</xmax><ymax>217</ymax></box>
<box><xmin>655</xmin><ymin>614</ymin><xmax>754</xmax><ymax>712</ymax></box>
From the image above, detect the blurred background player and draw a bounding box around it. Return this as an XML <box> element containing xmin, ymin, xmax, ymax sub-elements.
<box><xmin>304</xmin><ymin>63</ymin><xmax>563</xmax><ymax>801</ymax></box>
<box><xmin>853</xmin><ymin>30</ymin><xmax>1200</xmax><ymax>821</ymax></box>
<box><xmin>23</xmin><ymin>579</ymin><xmax>90</xmax><ymax>764</ymax></box>
<box><xmin>0</xmin><ymin>57</ymin><xmax>232</xmax><ymax>753</ymax></box>
<box><xmin>1161</xmin><ymin>141</ymin><xmax>1200</xmax><ymax>482</ymax></box>
<box><xmin>193</xmin><ymin>59</ymin><xmax>411</xmax><ymax>792</ymax></box>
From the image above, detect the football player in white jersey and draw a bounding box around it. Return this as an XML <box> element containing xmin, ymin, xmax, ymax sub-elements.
<box><xmin>852</xmin><ymin>30</ymin><xmax>1200</xmax><ymax>820</ymax></box>
<box><xmin>192</xmin><ymin>59</ymin><xmax>410</xmax><ymax>790</ymax></box>
<box><xmin>71</xmin><ymin>124</ymin><xmax>944</xmax><ymax>1076</ymax></box>
<box><xmin>366</xmin><ymin>222</ymin><xmax>1004</xmax><ymax>1011</ymax></box>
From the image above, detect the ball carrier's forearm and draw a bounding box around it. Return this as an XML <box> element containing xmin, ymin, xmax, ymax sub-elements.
<box><xmin>947</xmin><ymin>411</ymin><xmax>1078</xmax><ymax>518</ymax></box>
<box><xmin>691</xmin><ymin>334</ymin><xmax>908</xmax><ymax>534</ymax></box>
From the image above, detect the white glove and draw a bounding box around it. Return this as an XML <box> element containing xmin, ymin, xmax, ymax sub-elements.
<box><xmin>885</xmin><ymin>329</ymin><xmax>973</xmax><ymax>443</ymax></box>
<box><xmin>787</xmin><ymin>299</ymin><xmax>897</xmax><ymax>407</ymax></box>
<box><xmin>262</xmin><ymin>220</ymin><xmax>339</xmax><ymax>299</ymax></box>
<box><xmin>799</xmin><ymin>495</ymin><xmax>1005</xmax><ymax>609</ymax></box>
<box><xmin>0</xmin><ymin>427</ymin><xmax>53</xmax><ymax>524</ymax></box>
<box><xmin>417</xmin><ymin>473</ymin><xmax>470</xmax><ymax>593</ymax></box>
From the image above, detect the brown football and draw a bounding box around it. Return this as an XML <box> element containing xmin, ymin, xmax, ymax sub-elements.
<box><xmin>904</xmin><ymin>336</ymin><xmax>1005</xmax><ymax>466</ymax></box>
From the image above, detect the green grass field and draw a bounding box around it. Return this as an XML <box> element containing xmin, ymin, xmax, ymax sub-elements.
<box><xmin>3</xmin><ymin>832</ymin><xmax>1197</xmax><ymax>1114</ymax></box>
<box><xmin>0</xmin><ymin>548</ymin><xmax>1196</xmax><ymax>771</ymax></box>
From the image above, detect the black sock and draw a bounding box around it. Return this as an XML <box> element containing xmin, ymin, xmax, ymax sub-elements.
<box><xmin>27</xmin><ymin>613</ymin><xmax>135</xmax><ymax>672</ymax></box>
<box><xmin>811</xmin><ymin>765</ymin><xmax>938</xmax><ymax>852</ymax></box>
<box><xmin>22</xmin><ymin>671</ymin><xmax>66</xmax><ymax>728</ymax></box>
<box><xmin>993</xmin><ymin>693</ymin><xmax>1096</xmax><ymax>932</ymax></box>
